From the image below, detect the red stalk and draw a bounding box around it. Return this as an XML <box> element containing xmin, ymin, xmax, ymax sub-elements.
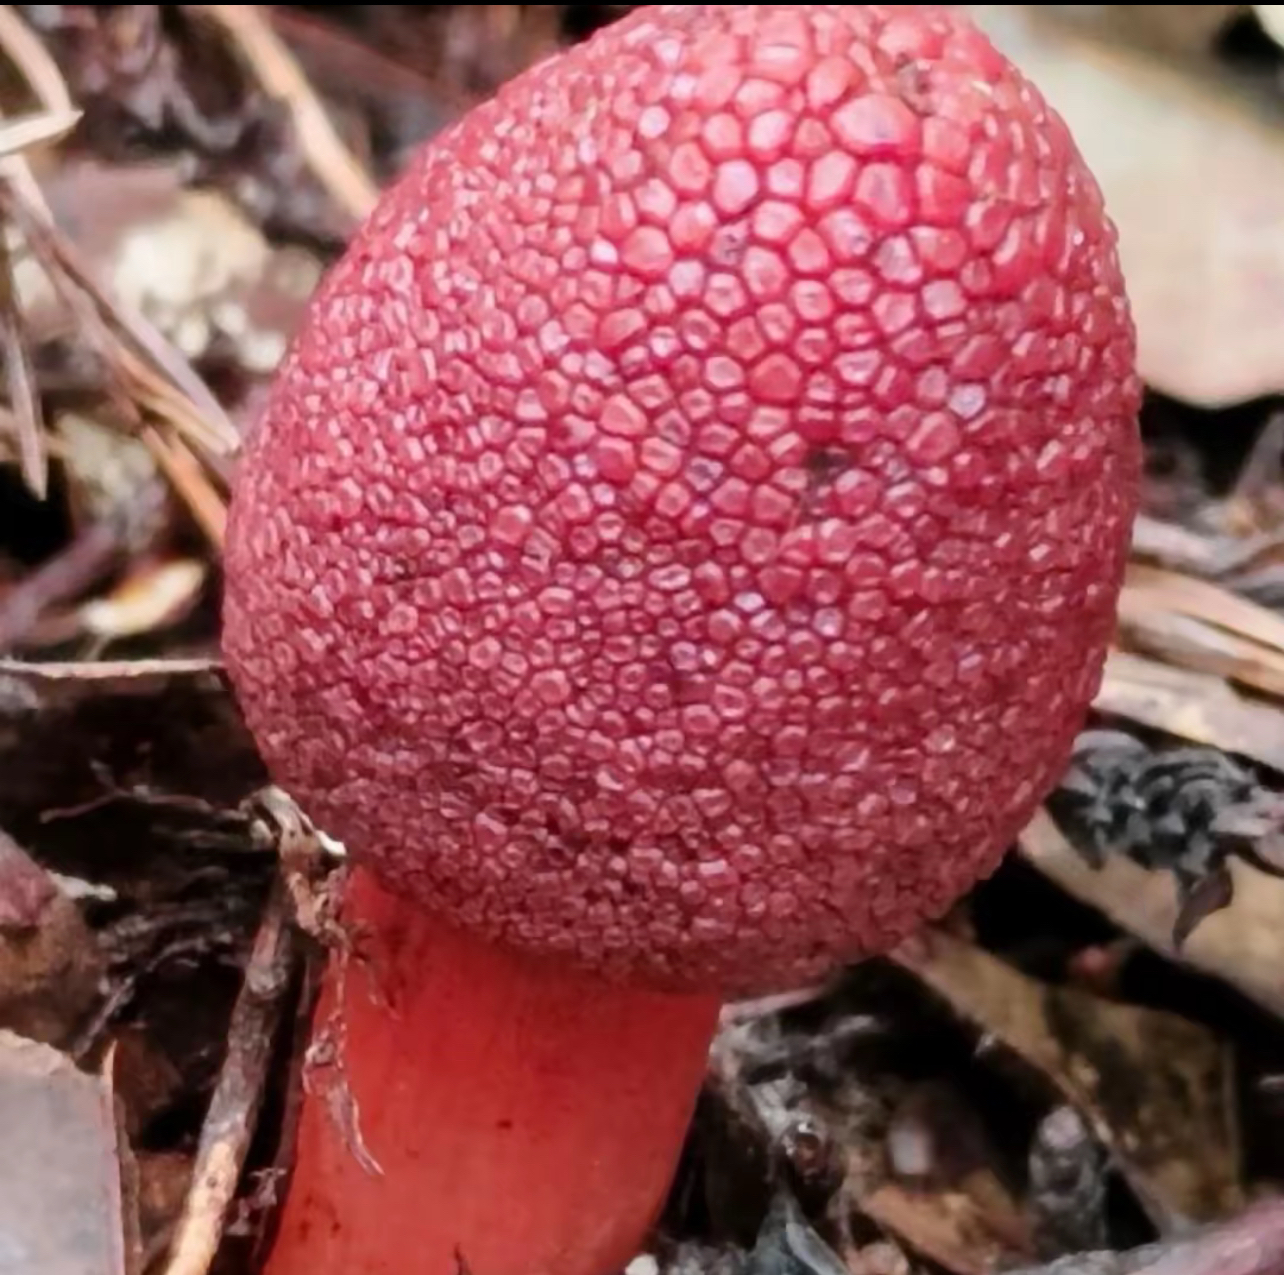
<box><xmin>261</xmin><ymin>866</ymin><xmax>723</xmax><ymax>1275</ymax></box>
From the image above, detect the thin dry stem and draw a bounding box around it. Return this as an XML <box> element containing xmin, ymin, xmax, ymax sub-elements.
<box><xmin>2</xmin><ymin>178</ymin><xmax>239</xmax><ymax>456</ymax></box>
<box><xmin>0</xmin><ymin>228</ymin><xmax>44</xmax><ymax>496</ymax></box>
<box><xmin>187</xmin><ymin>4</ymin><xmax>379</xmax><ymax>222</ymax></box>
<box><xmin>159</xmin><ymin>879</ymin><xmax>298</xmax><ymax>1275</ymax></box>
<box><xmin>0</xmin><ymin>3</ymin><xmax>240</xmax><ymax>470</ymax></box>
<box><xmin>141</xmin><ymin>426</ymin><xmax>227</xmax><ymax>550</ymax></box>
<box><xmin>0</xmin><ymin>6</ymin><xmax>82</xmax><ymax>499</ymax></box>
<box><xmin>0</xmin><ymin>5</ymin><xmax>75</xmax><ymax>114</ymax></box>
<box><xmin>0</xmin><ymin>655</ymin><xmax>223</xmax><ymax>680</ymax></box>
<box><xmin>0</xmin><ymin>109</ymin><xmax>80</xmax><ymax>159</ymax></box>
<box><xmin>0</xmin><ymin>164</ymin><xmax>236</xmax><ymax>545</ymax></box>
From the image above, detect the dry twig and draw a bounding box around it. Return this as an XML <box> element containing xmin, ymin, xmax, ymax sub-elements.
<box><xmin>158</xmin><ymin>877</ymin><xmax>298</xmax><ymax>1275</ymax></box>
<box><xmin>0</xmin><ymin>5</ymin><xmax>75</xmax><ymax>114</ymax></box>
<box><xmin>0</xmin><ymin>7</ymin><xmax>81</xmax><ymax>498</ymax></box>
<box><xmin>140</xmin><ymin>426</ymin><xmax>227</xmax><ymax>550</ymax></box>
<box><xmin>2</xmin><ymin>183</ymin><xmax>239</xmax><ymax>459</ymax></box>
<box><xmin>186</xmin><ymin>4</ymin><xmax>380</xmax><ymax>222</ymax></box>
<box><xmin>0</xmin><ymin>108</ymin><xmax>80</xmax><ymax>158</ymax></box>
<box><xmin>0</xmin><ymin>226</ymin><xmax>44</xmax><ymax>496</ymax></box>
<box><xmin>0</xmin><ymin>654</ymin><xmax>222</xmax><ymax>681</ymax></box>
<box><xmin>0</xmin><ymin>175</ymin><xmax>235</xmax><ymax>548</ymax></box>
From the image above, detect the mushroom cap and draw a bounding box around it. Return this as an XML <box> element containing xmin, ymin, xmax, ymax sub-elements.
<box><xmin>222</xmin><ymin>3</ymin><xmax>1140</xmax><ymax>995</ymax></box>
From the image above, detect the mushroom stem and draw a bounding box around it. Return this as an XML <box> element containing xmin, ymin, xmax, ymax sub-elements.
<box><xmin>261</xmin><ymin>866</ymin><xmax>723</xmax><ymax>1275</ymax></box>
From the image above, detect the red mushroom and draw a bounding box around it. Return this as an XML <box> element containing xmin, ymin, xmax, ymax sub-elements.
<box><xmin>221</xmin><ymin>5</ymin><xmax>1140</xmax><ymax>1273</ymax></box>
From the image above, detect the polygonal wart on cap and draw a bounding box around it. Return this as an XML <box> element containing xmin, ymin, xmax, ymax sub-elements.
<box><xmin>222</xmin><ymin>2</ymin><xmax>1140</xmax><ymax>996</ymax></box>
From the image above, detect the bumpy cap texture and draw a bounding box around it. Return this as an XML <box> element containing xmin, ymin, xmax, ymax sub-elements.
<box><xmin>222</xmin><ymin>4</ymin><xmax>1140</xmax><ymax>994</ymax></box>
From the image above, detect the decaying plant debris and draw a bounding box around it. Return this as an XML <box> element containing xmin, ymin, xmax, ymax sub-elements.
<box><xmin>3</xmin><ymin>5</ymin><xmax>1284</xmax><ymax>1275</ymax></box>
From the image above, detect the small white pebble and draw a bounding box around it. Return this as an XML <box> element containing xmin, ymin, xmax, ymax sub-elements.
<box><xmin>625</xmin><ymin>1258</ymin><xmax>659</xmax><ymax>1275</ymax></box>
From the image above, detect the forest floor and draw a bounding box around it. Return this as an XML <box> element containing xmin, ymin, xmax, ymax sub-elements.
<box><xmin>3</xmin><ymin>6</ymin><xmax>1284</xmax><ymax>1275</ymax></box>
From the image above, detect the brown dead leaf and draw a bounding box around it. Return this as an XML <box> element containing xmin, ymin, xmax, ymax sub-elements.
<box><xmin>1128</xmin><ymin>515</ymin><xmax>1269</xmax><ymax>580</ymax></box>
<box><xmin>0</xmin><ymin>658</ymin><xmax>258</xmax><ymax>824</ymax></box>
<box><xmin>970</xmin><ymin>5</ymin><xmax>1284</xmax><ymax>406</ymax></box>
<box><xmin>0</xmin><ymin>829</ymin><xmax>103</xmax><ymax>1049</ymax></box>
<box><xmin>0</xmin><ymin>1031</ymin><xmax>139</xmax><ymax>1275</ymax></box>
<box><xmin>862</xmin><ymin>1183</ymin><xmax>1026</xmax><ymax>1275</ymax></box>
<box><xmin>111</xmin><ymin>1028</ymin><xmax>185</xmax><ymax>1146</ymax></box>
<box><xmin>1254</xmin><ymin>6</ymin><xmax>1284</xmax><ymax>45</ymax></box>
<box><xmin>54</xmin><ymin>411</ymin><xmax>165</xmax><ymax>539</ymax></box>
<box><xmin>1044</xmin><ymin>5</ymin><xmax>1245</xmax><ymax>58</ymax></box>
<box><xmin>1021</xmin><ymin>807</ymin><xmax>1284</xmax><ymax>1021</ymax></box>
<box><xmin>1125</xmin><ymin>565</ymin><xmax>1284</xmax><ymax>653</ymax></box>
<box><xmin>141</xmin><ymin>425</ymin><xmax>227</xmax><ymax>549</ymax></box>
<box><xmin>136</xmin><ymin>1151</ymin><xmax>193</xmax><ymax>1263</ymax></box>
<box><xmin>79</xmin><ymin>558</ymin><xmax>208</xmax><ymax>650</ymax></box>
<box><xmin>863</xmin><ymin>1087</ymin><xmax>1036</xmax><ymax>1275</ymax></box>
<box><xmin>846</xmin><ymin>1242</ymin><xmax>912</xmax><ymax>1275</ymax></box>
<box><xmin>1095</xmin><ymin>650</ymin><xmax>1284</xmax><ymax>772</ymax></box>
<box><xmin>0</xmin><ymin>110</ymin><xmax>81</xmax><ymax>159</ymax></box>
<box><xmin>21</xmin><ymin>158</ymin><xmax>321</xmax><ymax>376</ymax></box>
<box><xmin>1117</xmin><ymin>564</ymin><xmax>1284</xmax><ymax>698</ymax></box>
<box><xmin>892</xmin><ymin>928</ymin><xmax>1242</xmax><ymax>1229</ymax></box>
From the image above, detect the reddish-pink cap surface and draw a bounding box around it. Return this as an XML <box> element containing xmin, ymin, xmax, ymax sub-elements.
<box><xmin>222</xmin><ymin>4</ymin><xmax>1140</xmax><ymax>995</ymax></box>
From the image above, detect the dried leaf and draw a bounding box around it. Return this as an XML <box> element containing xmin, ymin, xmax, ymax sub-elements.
<box><xmin>79</xmin><ymin>558</ymin><xmax>208</xmax><ymax>647</ymax></box>
<box><xmin>971</xmin><ymin>5</ymin><xmax>1284</xmax><ymax>405</ymax></box>
<box><xmin>0</xmin><ymin>829</ymin><xmax>103</xmax><ymax>1049</ymax></box>
<box><xmin>0</xmin><ymin>829</ymin><xmax>55</xmax><ymax>930</ymax></box>
<box><xmin>24</xmin><ymin>159</ymin><xmax>321</xmax><ymax>375</ymax></box>
<box><xmin>1173</xmin><ymin>863</ymin><xmax>1235</xmax><ymax>948</ymax></box>
<box><xmin>1127</xmin><ymin>516</ymin><xmax>1278</xmax><ymax>585</ymax></box>
<box><xmin>892</xmin><ymin>928</ymin><xmax>1242</xmax><ymax>1228</ymax></box>
<box><xmin>187</xmin><ymin>4</ymin><xmax>379</xmax><ymax>224</ymax></box>
<box><xmin>1253</xmin><ymin>6</ymin><xmax>1284</xmax><ymax>45</ymax></box>
<box><xmin>0</xmin><ymin>658</ymin><xmax>258</xmax><ymax>823</ymax></box>
<box><xmin>1050</xmin><ymin>731</ymin><xmax>1284</xmax><ymax>928</ymax></box>
<box><xmin>0</xmin><ymin>1031</ymin><xmax>138</xmax><ymax>1275</ymax></box>
<box><xmin>862</xmin><ymin>1182</ymin><xmax>1028</xmax><ymax>1275</ymax></box>
<box><xmin>1095</xmin><ymin>651</ymin><xmax>1284</xmax><ymax>774</ymax></box>
<box><xmin>0</xmin><ymin>163</ymin><xmax>240</xmax><ymax>458</ymax></box>
<box><xmin>1021</xmin><ymin>808</ymin><xmax>1284</xmax><ymax>1020</ymax></box>
<box><xmin>865</xmin><ymin>1086</ymin><xmax>1036</xmax><ymax>1275</ymax></box>
<box><xmin>141</xmin><ymin>426</ymin><xmax>227</xmax><ymax>549</ymax></box>
<box><xmin>1124</xmin><ymin>565</ymin><xmax>1284</xmax><ymax>655</ymax></box>
<box><xmin>0</xmin><ymin>5</ymin><xmax>76</xmax><ymax>116</ymax></box>
<box><xmin>136</xmin><ymin>1152</ymin><xmax>193</xmax><ymax>1262</ymax></box>
<box><xmin>1040</xmin><ymin>5</ymin><xmax>1245</xmax><ymax>58</ymax></box>
<box><xmin>0</xmin><ymin>109</ymin><xmax>81</xmax><ymax>159</ymax></box>
<box><xmin>0</xmin><ymin>218</ymin><xmax>46</xmax><ymax>500</ymax></box>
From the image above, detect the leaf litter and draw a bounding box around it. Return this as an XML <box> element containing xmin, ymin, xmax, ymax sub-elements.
<box><xmin>3</xmin><ymin>5</ymin><xmax>1284</xmax><ymax>1275</ymax></box>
